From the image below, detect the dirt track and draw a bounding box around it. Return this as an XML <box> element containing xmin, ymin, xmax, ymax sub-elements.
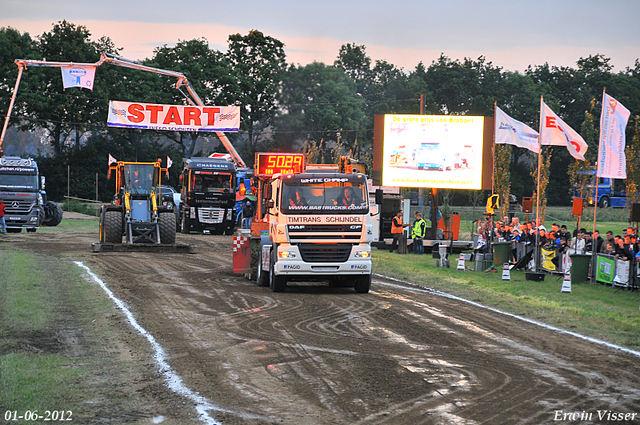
<box><xmin>5</xmin><ymin>228</ymin><xmax>640</xmax><ymax>424</ymax></box>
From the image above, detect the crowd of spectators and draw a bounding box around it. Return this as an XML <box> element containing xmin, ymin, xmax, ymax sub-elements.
<box><xmin>476</xmin><ymin>216</ymin><xmax>640</xmax><ymax>264</ymax></box>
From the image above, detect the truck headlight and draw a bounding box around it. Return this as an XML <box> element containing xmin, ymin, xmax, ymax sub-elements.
<box><xmin>278</xmin><ymin>251</ymin><xmax>296</xmax><ymax>258</ymax></box>
<box><xmin>355</xmin><ymin>251</ymin><xmax>371</xmax><ymax>258</ymax></box>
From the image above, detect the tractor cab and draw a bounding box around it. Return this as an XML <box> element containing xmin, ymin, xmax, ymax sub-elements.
<box><xmin>123</xmin><ymin>163</ymin><xmax>158</xmax><ymax>198</ymax></box>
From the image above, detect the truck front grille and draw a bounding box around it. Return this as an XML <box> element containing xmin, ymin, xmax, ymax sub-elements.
<box><xmin>7</xmin><ymin>200</ymin><xmax>34</xmax><ymax>215</ymax></box>
<box><xmin>288</xmin><ymin>224</ymin><xmax>362</xmax><ymax>241</ymax></box>
<box><xmin>198</xmin><ymin>207</ymin><xmax>224</xmax><ymax>224</ymax></box>
<box><xmin>298</xmin><ymin>244</ymin><xmax>352</xmax><ymax>263</ymax></box>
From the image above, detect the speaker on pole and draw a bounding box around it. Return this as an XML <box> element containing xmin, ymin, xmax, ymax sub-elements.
<box><xmin>522</xmin><ymin>197</ymin><xmax>533</xmax><ymax>213</ymax></box>
<box><xmin>572</xmin><ymin>198</ymin><xmax>584</xmax><ymax>216</ymax></box>
<box><xmin>631</xmin><ymin>203</ymin><xmax>640</xmax><ymax>222</ymax></box>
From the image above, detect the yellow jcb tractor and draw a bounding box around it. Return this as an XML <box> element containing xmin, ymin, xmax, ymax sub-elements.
<box><xmin>99</xmin><ymin>159</ymin><xmax>176</xmax><ymax>244</ymax></box>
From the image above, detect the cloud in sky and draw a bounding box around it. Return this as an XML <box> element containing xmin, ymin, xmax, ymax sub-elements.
<box><xmin>2</xmin><ymin>0</ymin><xmax>639</xmax><ymax>72</ymax></box>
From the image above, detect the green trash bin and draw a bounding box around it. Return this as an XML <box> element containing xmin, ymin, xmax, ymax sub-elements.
<box><xmin>570</xmin><ymin>253</ymin><xmax>591</xmax><ymax>284</ymax></box>
<box><xmin>492</xmin><ymin>241</ymin><xmax>512</xmax><ymax>269</ymax></box>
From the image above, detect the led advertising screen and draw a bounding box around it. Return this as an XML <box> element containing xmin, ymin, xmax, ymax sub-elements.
<box><xmin>380</xmin><ymin>114</ymin><xmax>485</xmax><ymax>189</ymax></box>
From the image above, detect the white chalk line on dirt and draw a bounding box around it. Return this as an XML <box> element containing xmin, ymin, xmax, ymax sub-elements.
<box><xmin>74</xmin><ymin>261</ymin><xmax>266</xmax><ymax>425</ymax></box>
<box><xmin>374</xmin><ymin>273</ymin><xmax>640</xmax><ymax>359</ymax></box>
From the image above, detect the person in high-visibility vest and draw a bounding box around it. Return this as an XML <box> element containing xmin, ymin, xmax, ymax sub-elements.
<box><xmin>411</xmin><ymin>211</ymin><xmax>427</xmax><ymax>254</ymax></box>
<box><xmin>389</xmin><ymin>210</ymin><xmax>409</xmax><ymax>253</ymax></box>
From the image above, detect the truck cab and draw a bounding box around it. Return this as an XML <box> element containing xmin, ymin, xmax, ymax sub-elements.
<box><xmin>259</xmin><ymin>172</ymin><xmax>373</xmax><ymax>293</ymax></box>
<box><xmin>178</xmin><ymin>157</ymin><xmax>237</xmax><ymax>234</ymax></box>
<box><xmin>588</xmin><ymin>177</ymin><xmax>626</xmax><ymax>208</ymax></box>
<box><xmin>0</xmin><ymin>157</ymin><xmax>43</xmax><ymax>232</ymax></box>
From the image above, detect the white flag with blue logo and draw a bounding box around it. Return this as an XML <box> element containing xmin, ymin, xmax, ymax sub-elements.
<box><xmin>597</xmin><ymin>93</ymin><xmax>630</xmax><ymax>179</ymax></box>
<box><xmin>495</xmin><ymin>106</ymin><xmax>540</xmax><ymax>153</ymax></box>
<box><xmin>61</xmin><ymin>65</ymin><xmax>96</xmax><ymax>90</ymax></box>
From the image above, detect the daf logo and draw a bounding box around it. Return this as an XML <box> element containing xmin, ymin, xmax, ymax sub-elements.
<box><xmin>350</xmin><ymin>225</ymin><xmax>362</xmax><ymax>230</ymax></box>
<box><xmin>12</xmin><ymin>201</ymin><xmax>19</xmax><ymax>208</ymax></box>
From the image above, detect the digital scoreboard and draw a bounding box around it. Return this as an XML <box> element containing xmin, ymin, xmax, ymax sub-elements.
<box><xmin>255</xmin><ymin>153</ymin><xmax>305</xmax><ymax>177</ymax></box>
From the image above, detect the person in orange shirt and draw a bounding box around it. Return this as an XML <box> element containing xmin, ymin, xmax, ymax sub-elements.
<box><xmin>389</xmin><ymin>210</ymin><xmax>409</xmax><ymax>253</ymax></box>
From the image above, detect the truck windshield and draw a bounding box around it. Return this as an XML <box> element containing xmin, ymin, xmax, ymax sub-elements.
<box><xmin>0</xmin><ymin>172</ymin><xmax>38</xmax><ymax>192</ymax></box>
<box><xmin>191</xmin><ymin>172</ymin><xmax>232</xmax><ymax>192</ymax></box>
<box><xmin>281</xmin><ymin>174</ymin><xmax>368</xmax><ymax>214</ymax></box>
<box><xmin>124</xmin><ymin>164</ymin><xmax>157</xmax><ymax>196</ymax></box>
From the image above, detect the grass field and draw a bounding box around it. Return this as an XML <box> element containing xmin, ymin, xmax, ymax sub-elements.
<box><xmin>373</xmin><ymin>249</ymin><xmax>640</xmax><ymax>350</ymax></box>
<box><xmin>0</xmin><ymin>250</ymin><xmax>99</xmax><ymax>420</ymax></box>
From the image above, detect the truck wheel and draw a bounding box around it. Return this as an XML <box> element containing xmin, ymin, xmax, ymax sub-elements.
<box><xmin>180</xmin><ymin>214</ymin><xmax>191</xmax><ymax>234</ymax></box>
<box><xmin>174</xmin><ymin>209</ymin><xmax>181</xmax><ymax>232</ymax></box>
<box><xmin>257</xmin><ymin>260</ymin><xmax>270</xmax><ymax>287</ymax></box>
<box><xmin>99</xmin><ymin>208</ymin><xmax>106</xmax><ymax>242</ymax></box>
<box><xmin>159</xmin><ymin>212</ymin><xmax>176</xmax><ymax>244</ymax></box>
<box><xmin>354</xmin><ymin>274</ymin><xmax>371</xmax><ymax>294</ymax></box>
<box><xmin>104</xmin><ymin>211</ymin><xmax>123</xmax><ymax>244</ymax></box>
<box><xmin>599</xmin><ymin>196</ymin><xmax>610</xmax><ymax>208</ymax></box>
<box><xmin>43</xmin><ymin>201</ymin><xmax>63</xmax><ymax>226</ymax></box>
<box><xmin>270</xmin><ymin>254</ymin><xmax>286</xmax><ymax>292</ymax></box>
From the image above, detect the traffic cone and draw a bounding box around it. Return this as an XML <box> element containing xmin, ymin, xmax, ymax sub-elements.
<box><xmin>456</xmin><ymin>254</ymin><xmax>465</xmax><ymax>270</ymax></box>
<box><xmin>501</xmin><ymin>263</ymin><xmax>511</xmax><ymax>281</ymax></box>
<box><xmin>561</xmin><ymin>271</ymin><xmax>572</xmax><ymax>293</ymax></box>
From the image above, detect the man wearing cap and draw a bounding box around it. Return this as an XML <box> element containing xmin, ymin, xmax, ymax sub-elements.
<box><xmin>537</xmin><ymin>225</ymin><xmax>548</xmax><ymax>248</ymax></box>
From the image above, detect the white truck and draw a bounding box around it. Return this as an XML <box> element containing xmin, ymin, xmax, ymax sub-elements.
<box><xmin>256</xmin><ymin>171</ymin><xmax>373</xmax><ymax>293</ymax></box>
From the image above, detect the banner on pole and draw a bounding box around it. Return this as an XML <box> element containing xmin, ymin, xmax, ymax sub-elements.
<box><xmin>613</xmin><ymin>258</ymin><xmax>630</xmax><ymax>287</ymax></box>
<box><xmin>107</xmin><ymin>101</ymin><xmax>240</xmax><ymax>132</ymax></box>
<box><xmin>541</xmin><ymin>248</ymin><xmax>557</xmax><ymax>272</ymax></box>
<box><xmin>495</xmin><ymin>106</ymin><xmax>540</xmax><ymax>153</ymax></box>
<box><xmin>597</xmin><ymin>93</ymin><xmax>631</xmax><ymax>179</ymax></box>
<box><xmin>541</xmin><ymin>102</ymin><xmax>588</xmax><ymax>160</ymax></box>
<box><xmin>61</xmin><ymin>65</ymin><xmax>96</xmax><ymax>90</ymax></box>
<box><xmin>595</xmin><ymin>254</ymin><xmax>615</xmax><ymax>284</ymax></box>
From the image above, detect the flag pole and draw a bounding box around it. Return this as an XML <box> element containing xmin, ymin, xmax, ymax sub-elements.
<box><xmin>593</xmin><ymin>87</ymin><xmax>606</xmax><ymax>236</ymax></box>
<box><xmin>492</xmin><ymin>101</ymin><xmax>497</xmax><ymax>194</ymax></box>
<box><xmin>535</xmin><ymin>96</ymin><xmax>544</xmax><ymax>273</ymax></box>
<box><xmin>536</xmin><ymin>96</ymin><xmax>543</xmax><ymax>227</ymax></box>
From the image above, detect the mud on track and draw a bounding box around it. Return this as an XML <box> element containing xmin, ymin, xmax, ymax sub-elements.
<box><xmin>5</xmin><ymin>229</ymin><xmax>640</xmax><ymax>424</ymax></box>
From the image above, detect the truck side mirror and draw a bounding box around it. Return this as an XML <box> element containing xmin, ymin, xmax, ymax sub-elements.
<box><xmin>375</xmin><ymin>189</ymin><xmax>383</xmax><ymax>205</ymax></box>
<box><xmin>41</xmin><ymin>176</ymin><xmax>46</xmax><ymax>190</ymax></box>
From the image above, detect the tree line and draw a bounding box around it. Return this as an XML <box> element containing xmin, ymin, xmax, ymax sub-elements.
<box><xmin>1</xmin><ymin>20</ymin><xmax>639</xmax><ymax>206</ymax></box>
